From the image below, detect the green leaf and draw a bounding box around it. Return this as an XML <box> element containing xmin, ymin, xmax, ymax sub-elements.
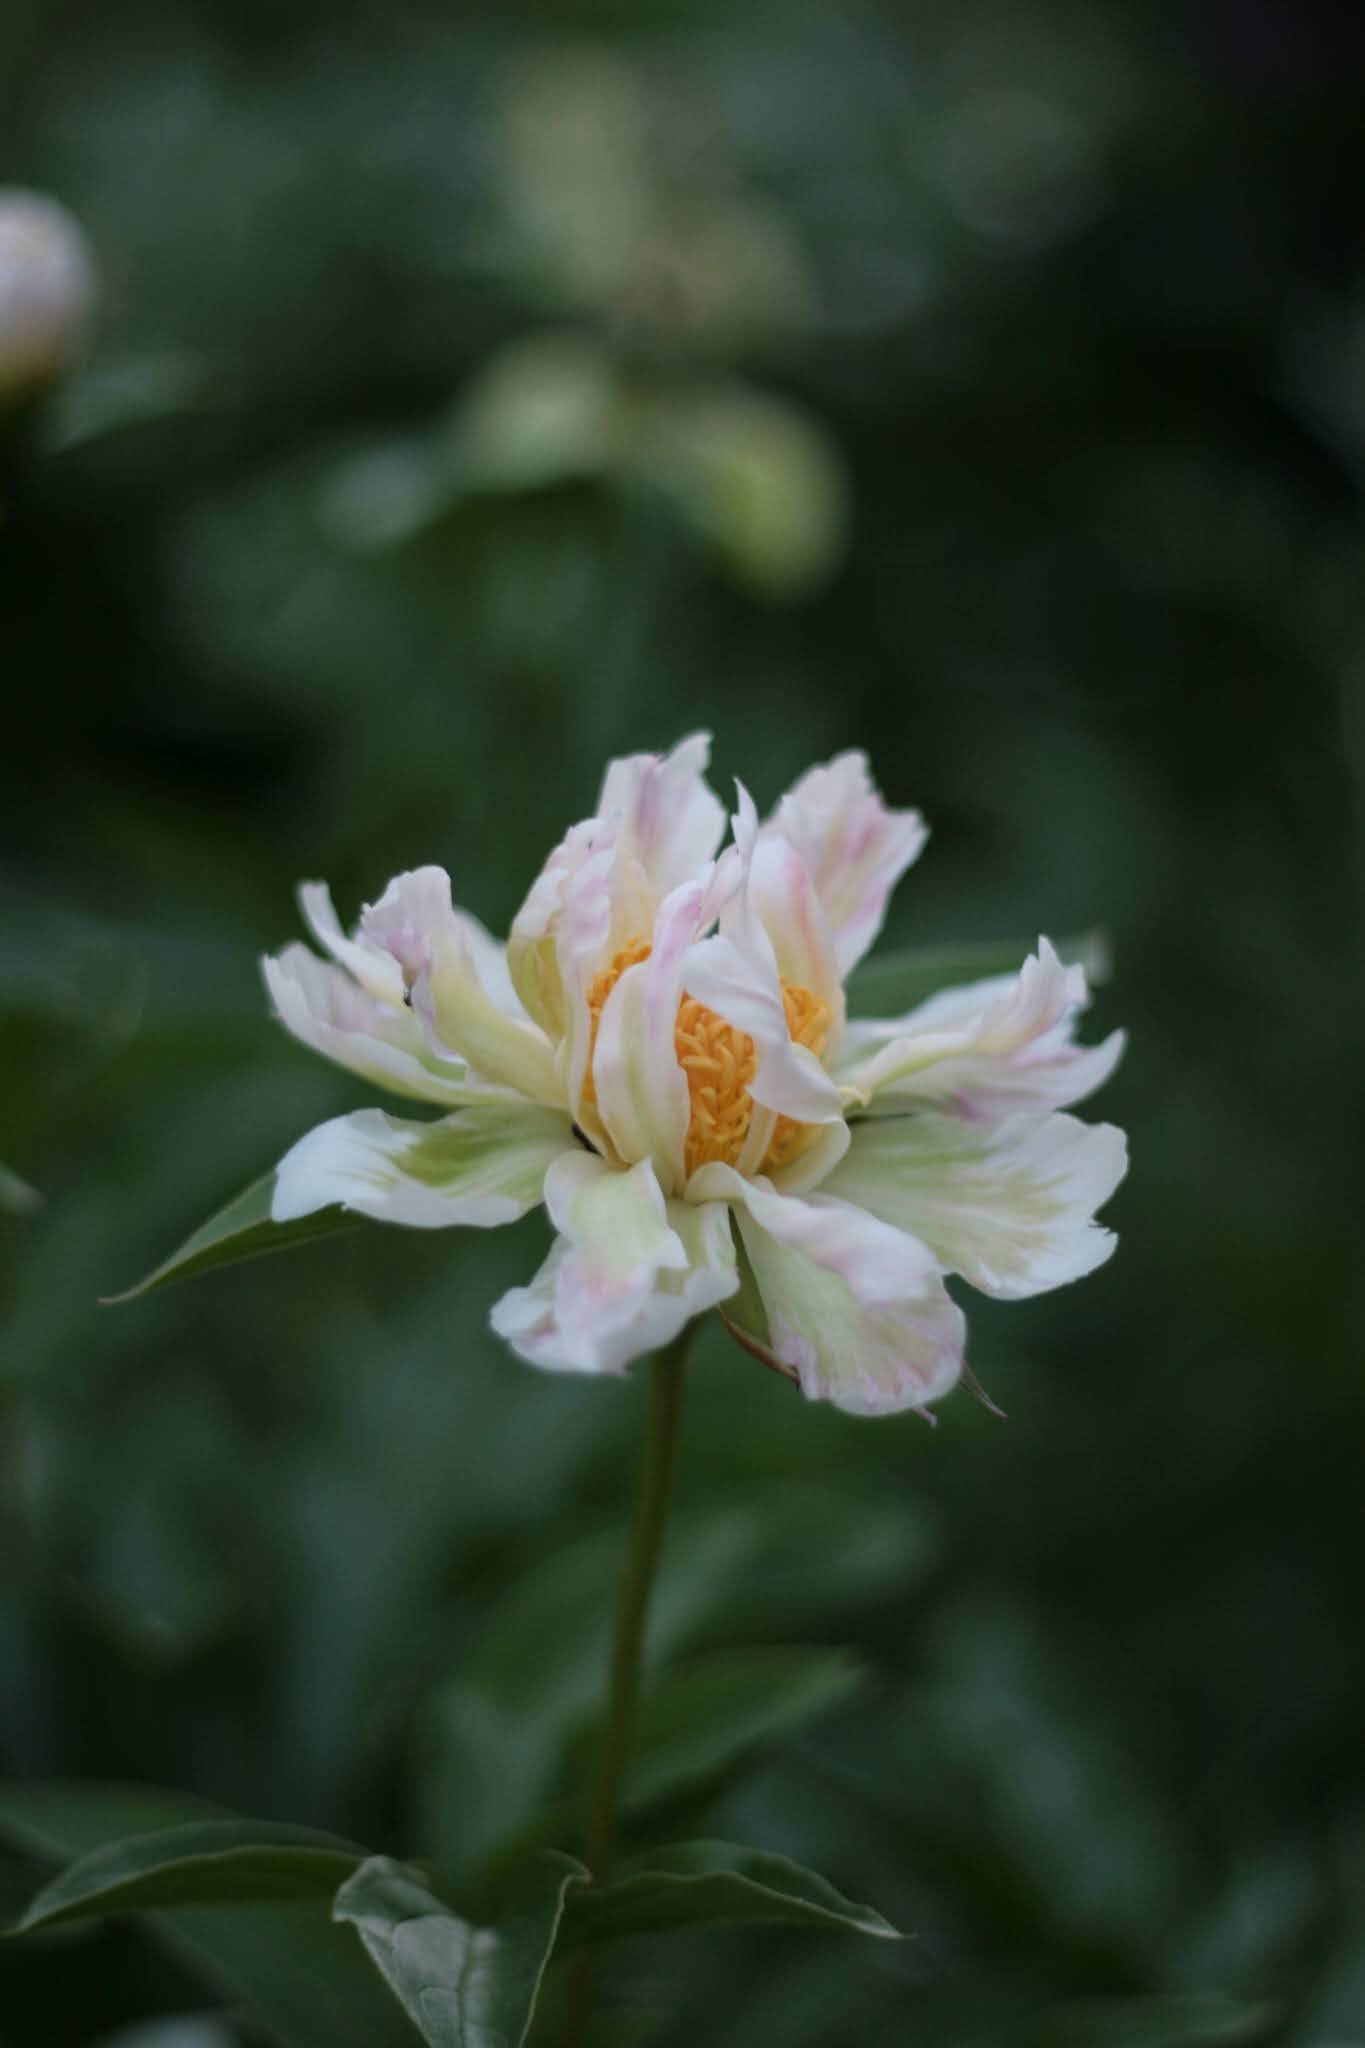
<box><xmin>560</xmin><ymin>1840</ymin><xmax>902</xmax><ymax>1949</ymax></box>
<box><xmin>104</xmin><ymin>1171</ymin><xmax>362</xmax><ymax>1302</ymax></box>
<box><xmin>11</xmin><ymin>1821</ymin><xmax>365</xmax><ymax>1934</ymax></box>
<box><xmin>0</xmin><ymin>1785</ymin><xmax>417</xmax><ymax>2048</ymax></box>
<box><xmin>616</xmin><ymin>1648</ymin><xmax>862</xmax><ymax>1814</ymax></box>
<box><xmin>847</xmin><ymin>928</ymin><xmax>1111</xmax><ymax>1020</ymax></box>
<box><xmin>332</xmin><ymin>1852</ymin><xmax>588</xmax><ymax>2048</ymax></box>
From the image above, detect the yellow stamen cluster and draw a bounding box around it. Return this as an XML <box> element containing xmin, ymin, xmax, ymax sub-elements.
<box><xmin>585</xmin><ymin>939</ymin><xmax>831</xmax><ymax>1179</ymax></box>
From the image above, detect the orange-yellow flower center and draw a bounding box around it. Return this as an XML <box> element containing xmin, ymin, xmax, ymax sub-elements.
<box><xmin>585</xmin><ymin>938</ymin><xmax>831</xmax><ymax>1179</ymax></box>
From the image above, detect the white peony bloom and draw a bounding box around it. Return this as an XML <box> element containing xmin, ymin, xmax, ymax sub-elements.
<box><xmin>0</xmin><ymin>190</ymin><xmax>96</xmax><ymax>399</ymax></box>
<box><xmin>263</xmin><ymin>737</ymin><xmax>1126</xmax><ymax>1416</ymax></box>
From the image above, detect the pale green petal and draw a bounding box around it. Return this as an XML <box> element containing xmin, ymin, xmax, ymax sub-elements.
<box><xmin>271</xmin><ymin>1103</ymin><xmax>574</xmax><ymax>1229</ymax></box>
<box><xmin>826</xmin><ymin>1110</ymin><xmax>1127</xmax><ymax>1300</ymax></box>
<box><xmin>423</xmin><ymin>925</ymin><xmax>563</xmax><ymax>1108</ymax></box>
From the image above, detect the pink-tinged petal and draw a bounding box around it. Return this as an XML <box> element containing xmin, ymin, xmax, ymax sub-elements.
<box><xmin>298</xmin><ymin>879</ymin><xmax>406</xmax><ymax>1007</ymax></box>
<box><xmin>490</xmin><ymin>1154</ymin><xmax>738</xmax><ymax>1376</ymax></box>
<box><xmin>271</xmin><ymin>1104</ymin><xmax>573</xmax><ymax>1229</ymax></box>
<box><xmin>262</xmin><ymin>944</ymin><xmax>492</xmax><ymax>1106</ymax></box>
<box><xmin>357</xmin><ymin>866</ymin><xmax>461</xmax><ymax>992</ymax></box>
<box><xmin>682</xmin><ymin>783</ymin><xmax>843</xmax><ymax>1128</ymax></box>
<box><xmin>839</xmin><ymin>937</ymin><xmax>1125</xmax><ymax>1118</ymax></box>
<box><xmin>690</xmin><ymin>1165</ymin><xmax>964</xmax><ymax>1416</ymax></box>
<box><xmin>506</xmin><ymin>817</ymin><xmax>610</xmax><ymax>1041</ymax></box>
<box><xmin>596</xmin><ymin>731</ymin><xmax>727</xmax><ymax>896</ymax></box>
<box><xmin>745</xmin><ymin>832</ymin><xmax>845</xmax><ymax>1048</ymax></box>
<box><xmin>826</xmin><ymin>1110</ymin><xmax>1127</xmax><ymax>1300</ymax></box>
<box><xmin>771</xmin><ymin>751</ymin><xmax>927</xmax><ymax>976</ymax></box>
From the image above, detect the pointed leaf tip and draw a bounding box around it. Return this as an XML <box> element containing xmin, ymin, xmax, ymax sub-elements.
<box><xmin>103</xmin><ymin>1171</ymin><xmax>363</xmax><ymax>1303</ymax></box>
<box><xmin>560</xmin><ymin>1839</ymin><xmax>904</xmax><ymax>1949</ymax></box>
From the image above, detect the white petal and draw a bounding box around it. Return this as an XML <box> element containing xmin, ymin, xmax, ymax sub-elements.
<box><xmin>505</xmin><ymin>816</ymin><xmax>657</xmax><ymax>1137</ymax></box>
<box><xmin>691</xmin><ymin>1166</ymin><xmax>964</xmax><ymax>1416</ymax></box>
<box><xmin>262</xmin><ymin>944</ymin><xmax>490</xmax><ymax>1106</ymax></box>
<box><xmin>596</xmin><ymin>731</ymin><xmax>727</xmax><ymax>896</ymax></box>
<box><xmin>826</xmin><ymin>1110</ymin><xmax>1127</xmax><ymax>1299</ymax></box>
<box><xmin>271</xmin><ymin>1104</ymin><xmax>574</xmax><ymax>1229</ymax></box>
<box><xmin>683</xmin><ymin>933</ymin><xmax>842</xmax><ymax>1126</ymax></box>
<box><xmin>764</xmin><ymin>1113</ymin><xmax>852</xmax><ymax>1197</ymax></box>
<box><xmin>771</xmin><ymin>751</ymin><xmax>927</xmax><ymax>975</ymax></box>
<box><xmin>839</xmin><ymin>937</ymin><xmax>1125</xmax><ymax>1118</ymax></box>
<box><xmin>491</xmin><ymin>1154</ymin><xmax>739</xmax><ymax>1376</ymax></box>
<box><xmin>679</xmin><ymin>783</ymin><xmax>843</xmax><ymax>1130</ymax></box>
<box><xmin>591</xmin><ymin>876</ymin><xmax>709</xmax><ymax>1192</ymax></box>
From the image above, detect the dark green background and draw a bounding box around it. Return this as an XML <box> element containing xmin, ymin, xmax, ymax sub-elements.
<box><xmin>2</xmin><ymin>3</ymin><xmax>1362</xmax><ymax>2042</ymax></box>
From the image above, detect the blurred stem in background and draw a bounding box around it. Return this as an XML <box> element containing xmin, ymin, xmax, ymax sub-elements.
<box><xmin>566</xmin><ymin>1323</ymin><xmax>695</xmax><ymax>2045</ymax></box>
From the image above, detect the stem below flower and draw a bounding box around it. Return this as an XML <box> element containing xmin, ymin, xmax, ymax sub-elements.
<box><xmin>564</xmin><ymin>1324</ymin><xmax>693</xmax><ymax>2045</ymax></box>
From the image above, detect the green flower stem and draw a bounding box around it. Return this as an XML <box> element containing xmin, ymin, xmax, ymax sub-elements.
<box><xmin>564</xmin><ymin>1323</ymin><xmax>694</xmax><ymax>2044</ymax></box>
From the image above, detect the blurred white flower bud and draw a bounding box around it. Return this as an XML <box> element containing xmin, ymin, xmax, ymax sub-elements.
<box><xmin>0</xmin><ymin>190</ymin><xmax>96</xmax><ymax>400</ymax></box>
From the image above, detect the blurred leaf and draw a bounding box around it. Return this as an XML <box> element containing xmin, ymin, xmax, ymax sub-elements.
<box><xmin>49</xmin><ymin>353</ymin><xmax>215</xmax><ymax>452</ymax></box>
<box><xmin>450</xmin><ymin>336</ymin><xmax>622</xmax><ymax>496</ymax></box>
<box><xmin>847</xmin><ymin>928</ymin><xmax>1111</xmax><ymax>1019</ymax></box>
<box><xmin>560</xmin><ymin>1841</ymin><xmax>902</xmax><ymax>1947</ymax></box>
<box><xmin>616</xmin><ymin>1647</ymin><xmax>862</xmax><ymax>1814</ymax></box>
<box><xmin>0</xmin><ymin>1161</ymin><xmax>41</xmax><ymax>1216</ymax></box>
<box><xmin>643</xmin><ymin>385</ymin><xmax>847</xmax><ymax>598</ymax></box>
<box><xmin>92</xmin><ymin>2022</ymin><xmax>236</xmax><ymax>2048</ymax></box>
<box><xmin>0</xmin><ymin>1783</ymin><xmax>231</xmax><ymax>1866</ymax></box>
<box><xmin>332</xmin><ymin>1852</ymin><xmax>586</xmax><ymax>2048</ymax></box>
<box><xmin>104</xmin><ymin>1172</ymin><xmax>362</xmax><ymax>1302</ymax></box>
<box><xmin>0</xmin><ymin>1784</ymin><xmax>415</xmax><ymax>2048</ymax></box>
<box><xmin>11</xmin><ymin>1821</ymin><xmax>364</xmax><ymax>1933</ymax></box>
<box><xmin>1031</xmin><ymin>1993</ymin><xmax>1280</xmax><ymax>2046</ymax></box>
<box><xmin>415</xmin><ymin>1505</ymin><xmax>903</xmax><ymax>1898</ymax></box>
<box><xmin>414</xmin><ymin>1516</ymin><xmax>753</xmax><ymax>1893</ymax></box>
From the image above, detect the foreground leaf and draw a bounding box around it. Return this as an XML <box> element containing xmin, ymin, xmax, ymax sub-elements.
<box><xmin>560</xmin><ymin>1840</ymin><xmax>902</xmax><ymax>1948</ymax></box>
<box><xmin>104</xmin><ymin>1171</ymin><xmax>361</xmax><ymax>1302</ymax></box>
<box><xmin>0</xmin><ymin>1784</ymin><xmax>416</xmax><ymax>2048</ymax></box>
<box><xmin>12</xmin><ymin>1820</ymin><xmax>364</xmax><ymax>1934</ymax></box>
<box><xmin>333</xmin><ymin>1853</ymin><xmax>588</xmax><ymax>2048</ymax></box>
<box><xmin>848</xmin><ymin>929</ymin><xmax>1110</xmax><ymax>1019</ymax></box>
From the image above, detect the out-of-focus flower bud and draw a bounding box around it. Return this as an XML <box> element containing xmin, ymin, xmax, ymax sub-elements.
<box><xmin>0</xmin><ymin>190</ymin><xmax>97</xmax><ymax>402</ymax></box>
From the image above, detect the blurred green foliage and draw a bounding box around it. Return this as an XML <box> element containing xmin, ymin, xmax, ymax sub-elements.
<box><xmin>2</xmin><ymin>1</ymin><xmax>1364</xmax><ymax>2042</ymax></box>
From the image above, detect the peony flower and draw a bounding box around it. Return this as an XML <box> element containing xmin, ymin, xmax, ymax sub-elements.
<box><xmin>263</xmin><ymin>737</ymin><xmax>1126</xmax><ymax>1416</ymax></box>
